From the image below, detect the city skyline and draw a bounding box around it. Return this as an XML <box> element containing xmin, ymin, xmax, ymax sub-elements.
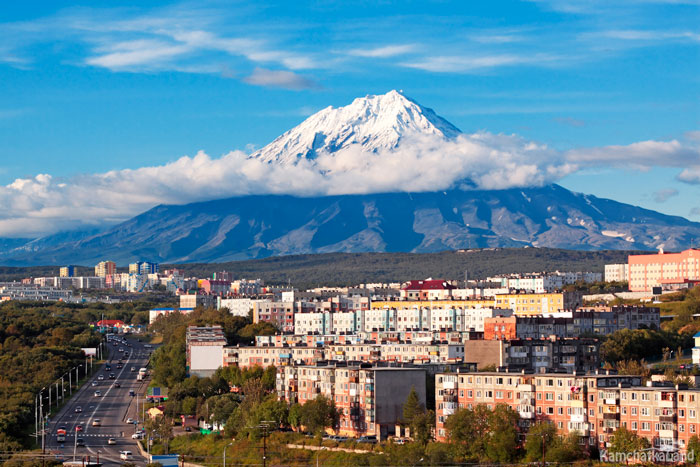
<box><xmin>0</xmin><ymin>0</ymin><xmax>698</xmax><ymax>238</ymax></box>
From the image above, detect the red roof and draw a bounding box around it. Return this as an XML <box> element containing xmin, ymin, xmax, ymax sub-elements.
<box><xmin>97</xmin><ymin>319</ymin><xmax>125</xmax><ymax>327</ymax></box>
<box><xmin>402</xmin><ymin>280</ymin><xmax>455</xmax><ymax>291</ymax></box>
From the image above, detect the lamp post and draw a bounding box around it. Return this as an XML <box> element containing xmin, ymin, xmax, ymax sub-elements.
<box><xmin>223</xmin><ymin>441</ymin><xmax>233</xmax><ymax>467</ymax></box>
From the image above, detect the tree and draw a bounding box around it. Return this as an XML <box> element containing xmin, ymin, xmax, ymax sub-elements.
<box><xmin>299</xmin><ymin>395</ymin><xmax>339</xmax><ymax>436</ymax></box>
<box><xmin>411</xmin><ymin>410</ymin><xmax>435</xmax><ymax>446</ymax></box>
<box><xmin>687</xmin><ymin>435</ymin><xmax>700</xmax><ymax>464</ymax></box>
<box><xmin>607</xmin><ymin>426</ymin><xmax>650</xmax><ymax>465</ymax></box>
<box><xmin>144</xmin><ymin>416</ymin><xmax>174</xmax><ymax>454</ymax></box>
<box><xmin>288</xmin><ymin>403</ymin><xmax>302</xmax><ymax>431</ymax></box>
<box><xmin>484</xmin><ymin>404</ymin><xmax>520</xmax><ymax>463</ymax></box>
<box><xmin>444</xmin><ymin>404</ymin><xmax>491</xmax><ymax>461</ymax></box>
<box><xmin>402</xmin><ymin>386</ymin><xmax>423</xmax><ymax>427</ymax></box>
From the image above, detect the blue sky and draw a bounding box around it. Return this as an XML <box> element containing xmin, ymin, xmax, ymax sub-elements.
<box><xmin>0</xmin><ymin>0</ymin><xmax>699</xmax><ymax>237</ymax></box>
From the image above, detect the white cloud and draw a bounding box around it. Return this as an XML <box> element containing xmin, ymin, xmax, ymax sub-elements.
<box><xmin>401</xmin><ymin>53</ymin><xmax>560</xmax><ymax>73</ymax></box>
<box><xmin>3</xmin><ymin>130</ymin><xmax>700</xmax><ymax>238</ymax></box>
<box><xmin>243</xmin><ymin>68</ymin><xmax>319</xmax><ymax>90</ymax></box>
<box><xmin>348</xmin><ymin>44</ymin><xmax>415</xmax><ymax>58</ymax></box>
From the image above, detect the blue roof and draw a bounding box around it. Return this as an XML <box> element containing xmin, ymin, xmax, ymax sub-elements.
<box><xmin>693</xmin><ymin>331</ymin><xmax>700</xmax><ymax>338</ymax></box>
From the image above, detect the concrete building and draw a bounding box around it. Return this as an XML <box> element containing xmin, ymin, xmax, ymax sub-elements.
<box><xmin>277</xmin><ymin>362</ymin><xmax>427</xmax><ymax>439</ymax></box>
<box><xmin>60</xmin><ymin>266</ymin><xmax>75</xmax><ymax>277</ymax></box>
<box><xmin>179</xmin><ymin>293</ymin><xmax>217</xmax><ymax>310</ymax></box>
<box><xmin>186</xmin><ymin>326</ymin><xmax>227</xmax><ymax>378</ymax></box>
<box><xmin>605</xmin><ymin>263</ymin><xmax>629</xmax><ymax>282</ymax></box>
<box><xmin>401</xmin><ymin>280</ymin><xmax>456</xmax><ymax>300</ymax></box>
<box><xmin>95</xmin><ymin>261</ymin><xmax>116</xmax><ymax>278</ymax></box>
<box><xmin>628</xmin><ymin>248</ymin><xmax>700</xmax><ymax>292</ymax></box>
<box><xmin>435</xmin><ymin>370</ymin><xmax>700</xmax><ymax>458</ymax></box>
<box><xmin>218</xmin><ymin>297</ymin><xmax>267</xmax><ymax>317</ymax></box>
<box><xmin>253</xmin><ymin>300</ymin><xmax>295</xmax><ymax>333</ymax></box>
<box><xmin>493</xmin><ymin>292</ymin><xmax>581</xmax><ymax>316</ymax></box>
<box><xmin>484</xmin><ymin>306</ymin><xmax>660</xmax><ymax>340</ymax></box>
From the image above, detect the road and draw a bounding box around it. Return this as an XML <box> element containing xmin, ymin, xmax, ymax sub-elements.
<box><xmin>45</xmin><ymin>336</ymin><xmax>154</xmax><ymax>466</ymax></box>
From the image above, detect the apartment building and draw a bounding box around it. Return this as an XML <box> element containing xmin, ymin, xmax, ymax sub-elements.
<box><xmin>484</xmin><ymin>306</ymin><xmax>660</xmax><ymax>340</ymax></box>
<box><xmin>493</xmin><ymin>292</ymin><xmax>581</xmax><ymax>316</ymax></box>
<box><xmin>60</xmin><ymin>266</ymin><xmax>75</xmax><ymax>277</ymax></box>
<box><xmin>605</xmin><ymin>263</ymin><xmax>629</xmax><ymax>282</ymax></box>
<box><xmin>225</xmin><ymin>345</ymin><xmax>325</xmax><ymax>368</ymax></box>
<box><xmin>435</xmin><ymin>370</ymin><xmax>700</xmax><ymax>456</ymax></box>
<box><xmin>371</xmin><ymin>299</ymin><xmax>497</xmax><ymax>310</ymax></box>
<box><xmin>218</xmin><ymin>297</ymin><xmax>267</xmax><ymax>318</ymax></box>
<box><xmin>401</xmin><ymin>280</ymin><xmax>456</xmax><ymax>300</ymax></box>
<box><xmin>179</xmin><ymin>293</ymin><xmax>217</xmax><ymax>310</ymax></box>
<box><xmin>95</xmin><ymin>260</ymin><xmax>116</xmax><ymax>277</ymax></box>
<box><xmin>628</xmin><ymin>248</ymin><xmax>700</xmax><ymax>292</ymax></box>
<box><xmin>186</xmin><ymin>326</ymin><xmax>227</xmax><ymax>377</ymax></box>
<box><xmin>277</xmin><ymin>362</ymin><xmax>427</xmax><ymax>439</ymax></box>
<box><xmin>253</xmin><ymin>300</ymin><xmax>295</xmax><ymax>332</ymax></box>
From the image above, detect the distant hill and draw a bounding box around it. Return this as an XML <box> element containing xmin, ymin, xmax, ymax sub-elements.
<box><xmin>0</xmin><ymin>248</ymin><xmax>638</xmax><ymax>287</ymax></box>
<box><xmin>0</xmin><ymin>186</ymin><xmax>696</xmax><ymax>266</ymax></box>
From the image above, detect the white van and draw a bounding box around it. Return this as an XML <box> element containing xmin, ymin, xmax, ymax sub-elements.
<box><xmin>120</xmin><ymin>451</ymin><xmax>132</xmax><ymax>460</ymax></box>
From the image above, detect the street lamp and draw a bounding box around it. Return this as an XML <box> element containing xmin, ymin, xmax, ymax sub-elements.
<box><xmin>223</xmin><ymin>441</ymin><xmax>234</xmax><ymax>467</ymax></box>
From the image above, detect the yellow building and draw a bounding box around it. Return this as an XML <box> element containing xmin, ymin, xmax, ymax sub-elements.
<box><xmin>94</xmin><ymin>260</ymin><xmax>116</xmax><ymax>277</ymax></box>
<box><xmin>494</xmin><ymin>292</ymin><xmax>580</xmax><ymax>316</ymax></box>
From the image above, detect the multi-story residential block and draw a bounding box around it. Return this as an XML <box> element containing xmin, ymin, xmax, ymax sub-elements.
<box><xmin>218</xmin><ymin>297</ymin><xmax>267</xmax><ymax>317</ymax></box>
<box><xmin>503</xmin><ymin>338</ymin><xmax>599</xmax><ymax>373</ymax></box>
<box><xmin>0</xmin><ymin>282</ymin><xmax>74</xmax><ymax>301</ymax></box>
<box><xmin>605</xmin><ymin>263</ymin><xmax>629</xmax><ymax>282</ymax></box>
<box><xmin>59</xmin><ymin>266</ymin><xmax>75</xmax><ymax>277</ymax></box>
<box><xmin>435</xmin><ymin>370</ymin><xmax>700</xmax><ymax>457</ymax></box>
<box><xmin>484</xmin><ymin>306</ymin><xmax>660</xmax><ymax>340</ymax></box>
<box><xmin>129</xmin><ymin>261</ymin><xmax>159</xmax><ymax>275</ymax></box>
<box><xmin>200</xmin><ymin>279</ymin><xmax>231</xmax><ymax>295</ymax></box>
<box><xmin>277</xmin><ymin>362</ymin><xmax>427</xmax><ymax>439</ymax></box>
<box><xmin>179</xmin><ymin>293</ymin><xmax>217</xmax><ymax>310</ymax></box>
<box><xmin>253</xmin><ymin>300</ymin><xmax>295</xmax><ymax>332</ymax></box>
<box><xmin>628</xmin><ymin>248</ymin><xmax>700</xmax><ymax>292</ymax></box>
<box><xmin>401</xmin><ymin>280</ymin><xmax>456</xmax><ymax>300</ymax></box>
<box><xmin>186</xmin><ymin>326</ymin><xmax>227</xmax><ymax>378</ymax></box>
<box><xmin>95</xmin><ymin>260</ymin><xmax>116</xmax><ymax>277</ymax></box>
<box><xmin>494</xmin><ymin>292</ymin><xmax>581</xmax><ymax>316</ymax></box>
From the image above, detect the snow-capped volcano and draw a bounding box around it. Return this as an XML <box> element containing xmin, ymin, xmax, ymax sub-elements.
<box><xmin>250</xmin><ymin>90</ymin><xmax>462</xmax><ymax>165</ymax></box>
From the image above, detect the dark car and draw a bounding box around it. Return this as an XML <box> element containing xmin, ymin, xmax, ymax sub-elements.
<box><xmin>74</xmin><ymin>406</ymin><xmax>82</xmax><ymax>413</ymax></box>
<box><xmin>76</xmin><ymin>438</ymin><xmax>85</xmax><ymax>446</ymax></box>
<box><xmin>109</xmin><ymin>373</ymin><xmax>115</xmax><ymax>379</ymax></box>
<box><xmin>129</xmin><ymin>390</ymin><xmax>135</xmax><ymax>397</ymax></box>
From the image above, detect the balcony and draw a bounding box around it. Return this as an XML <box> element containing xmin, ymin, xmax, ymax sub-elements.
<box><xmin>517</xmin><ymin>384</ymin><xmax>535</xmax><ymax>392</ymax></box>
<box><xmin>571</xmin><ymin>399</ymin><xmax>585</xmax><ymax>408</ymax></box>
<box><xmin>443</xmin><ymin>381</ymin><xmax>456</xmax><ymax>390</ymax></box>
<box><xmin>520</xmin><ymin>398</ymin><xmax>535</xmax><ymax>405</ymax></box>
<box><xmin>443</xmin><ymin>394</ymin><xmax>457</xmax><ymax>403</ymax></box>
<box><xmin>659</xmin><ymin>429</ymin><xmax>676</xmax><ymax>439</ymax></box>
<box><xmin>604</xmin><ymin>398</ymin><xmax>619</xmax><ymax>406</ymax></box>
<box><xmin>519</xmin><ymin>411</ymin><xmax>534</xmax><ymax>419</ymax></box>
<box><xmin>659</xmin><ymin>415</ymin><xmax>677</xmax><ymax>423</ymax></box>
<box><xmin>603</xmin><ymin>413</ymin><xmax>619</xmax><ymax>420</ymax></box>
<box><xmin>659</xmin><ymin>399</ymin><xmax>676</xmax><ymax>408</ymax></box>
<box><xmin>570</xmin><ymin>414</ymin><xmax>586</xmax><ymax>423</ymax></box>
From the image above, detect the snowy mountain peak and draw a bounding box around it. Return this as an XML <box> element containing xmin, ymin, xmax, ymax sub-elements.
<box><xmin>250</xmin><ymin>90</ymin><xmax>462</xmax><ymax>165</ymax></box>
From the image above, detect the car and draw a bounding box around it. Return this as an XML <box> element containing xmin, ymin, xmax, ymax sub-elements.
<box><xmin>185</xmin><ymin>426</ymin><xmax>192</xmax><ymax>432</ymax></box>
<box><xmin>109</xmin><ymin>373</ymin><xmax>115</xmax><ymax>379</ymax></box>
<box><xmin>94</xmin><ymin>390</ymin><xmax>101</xmax><ymax>397</ymax></box>
<box><xmin>107</xmin><ymin>438</ymin><xmax>117</xmax><ymax>445</ymax></box>
<box><xmin>91</xmin><ymin>381</ymin><xmax>98</xmax><ymax>387</ymax></box>
<box><xmin>118</xmin><ymin>348</ymin><xmax>123</xmax><ymax>352</ymax></box>
<box><xmin>105</xmin><ymin>364</ymin><xmax>111</xmax><ymax>370</ymax></box>
<box><xmin>393</xmin><ymin>438</ymin><xmax>407</xmax><ymax>445</ymax></box>
<box><xmin>113</xmin><ymin>382</ymin><xmax>121</xmax><ymax>388</ymax></box>
<box><xmin>357</xmin><ymin>436</ymin><xmax>378</xmax><ymax>444</ymax></box>
<box><xmin>92</xmin><ymin>419</ymin><xmax>101</xmax><ymax>427</ymax></box>
<box><xmin>129</xmin><ymin>390</ymin><xmax>135</xmax><ymax>397</ymax></box>
<box><xmin>97</xmin><ymin>375</ymin><xmax>104</xmax><ymax>381</ymax></box>
<box><xmin>74</xmin><ymin>406</ymin><xmax>82</xmax><ymax>413</ymax></box>
<box><xmin>126</xmin><ymin>418</ymin><xmax>134</xmax><ymax>424</ymax></box>
<box><xmin>76</xmin><ymin>438</ymin><xmax>85</xmax><ymax>447</ymax></box>
<box><xmin>130</xmin><ymin>367</ymin><xmax>136</xmax><ymax>372</ymax></box>
<box><xmin>131</xmin><ymin>432</ymin><xmax>143</xmax><ymax>440</ymax></box>
<box><xmin>120</xmin><ymin>451</ymin><xmax>132</xmax><ymax>460</ymax></box>
<box><xmin>116</xmin><ymin>364</ymin><xmax>123</xmax><ymax>369</ymax></box>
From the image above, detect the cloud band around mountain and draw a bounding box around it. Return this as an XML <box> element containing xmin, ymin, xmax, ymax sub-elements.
<box><xmin>0</xmin><ymin>131</ymin><xmax>698</xmax><ymax>238</ymax></box>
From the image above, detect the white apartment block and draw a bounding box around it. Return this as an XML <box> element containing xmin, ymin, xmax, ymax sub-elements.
<box><xmin>218</xmin><ymin>297</ymin><xmax>267</xmax><ymax>317</ymax></box>
<box><xmin>605</xmin><ymin>263</ymin><xmax>629</xmax><ymax>282</ymax></box>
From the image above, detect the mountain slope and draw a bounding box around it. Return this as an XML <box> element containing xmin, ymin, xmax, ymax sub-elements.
<box><xmin>249</xmin><ymin>90</ymin><xmax>461</xmax><ymax>165</ymax></box>
<box><xmin>1</xmin><ymin>184</ymin><xmax>698</xmax><ymax>265</ymax></box>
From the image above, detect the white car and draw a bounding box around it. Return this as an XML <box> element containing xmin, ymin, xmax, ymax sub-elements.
<box><xmin>94</xmin><ymin>390</ymin><xmax>101</xmax><ymax>397</ymax></box>
<box><xmin>120</xmin><ymin>451</ymin><xmax>132</xmax><ymax>460</ymax></box>
<box><xmin>126</xmin><ymin>417</ymin><xmax>134</xmax><ymax>424</ymax></box>
<box><xmin>131</xmin><ymin>432</ymin><xmax>144</xmax><ymax>439</ymax></box>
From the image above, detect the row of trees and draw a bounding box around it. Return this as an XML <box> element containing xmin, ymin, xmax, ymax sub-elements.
<box><xmin>0</xmin><ymin>301</ymin><xmax>103</xmax><ymax>450</ymax></box>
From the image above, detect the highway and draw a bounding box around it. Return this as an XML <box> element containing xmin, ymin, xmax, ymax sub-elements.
<box><xmin>45</xmin><ymin>336</ymin><xmax>154</xmax><ymax>466</ymax></box>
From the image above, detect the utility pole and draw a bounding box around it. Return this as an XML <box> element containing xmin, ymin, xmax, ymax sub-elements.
<box><xmin>49</xmin><ymin>384</ymin><xmax>52</xmax><ymax>409</ymax></box>
<box><xmin>69</xmin><ymin>370</ymin><xmax>72</xmax><ymax>396</ymax></box>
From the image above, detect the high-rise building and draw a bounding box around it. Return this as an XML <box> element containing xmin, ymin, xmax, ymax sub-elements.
<box><xmin>59</xmin><ymin>266</ymin><xmax>75</xmax><ymax>277</ymax></box>
<box><xmin>95</xmin><ymin>260</ymin><xmax>116</xmax><ymax>277</ymax></box>
<box><xmin>129</xmin><ymin>261</ymin><xmax>159</xmax><ymax>275</ymax></box>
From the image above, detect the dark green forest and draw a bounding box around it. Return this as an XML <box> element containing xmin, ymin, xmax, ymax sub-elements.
<box><xmin>0</xmin><ymin>248</ymin><xmax>637</xmax><ymax>287</ymax></box>
<box><xmin>0</xmin><ymin>302</ymin><xmax>104</xmax><ymax>451</ymax></box>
